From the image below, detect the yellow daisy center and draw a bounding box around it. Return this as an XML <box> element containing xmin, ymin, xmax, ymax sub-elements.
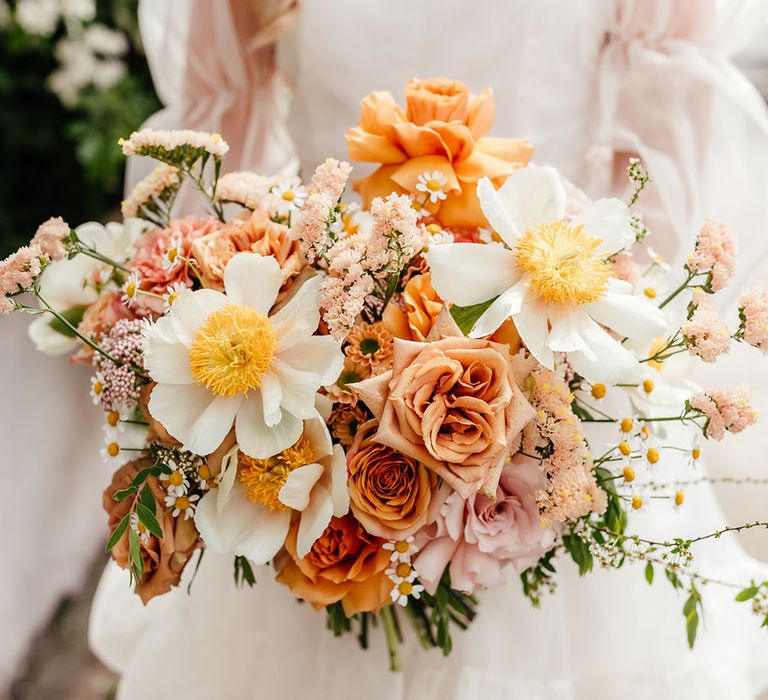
<box><xmin>281</xmin><ymin>189</ymin><xmax>296</xmax><ymax>202</ymax></box>
<box><xmin>175</xmin><ymin>495</ymin><xmax>191</xmax><ymax>510</ymax></box>
<box><xmin>394</xmin><ymin>540</ymin><xmax>410</xmax><ymax>553</ymax></box>
<box><xmin>169</xmin><ymin>471</ymin><xmax>183</xmax><ymax>486</ymax></box>
<box><xmin>674</xmin><ymin>490</ymin><xmax>685</xmax><ymax>507</ymax></box>
<box><xmin>397</xmin><ymin>581</ymin><xmax>413</xmax><ymax>596</ymax></box>
<box><xmin>93</xmin><ymin>381</ymin><xmax>104</xmax><ymax>395</ymax></box>
<box><xmin>188</xmin><ymin>305</ymin><xmax>277</xmax><ymax>397</ymax></box>
<box><xmin>514</xmin><ymin>221</ymin><xmax>610</xmax><ymax>304</ymax></box>
<box><xmin>107</xmin><ymin>410</ymin><xmax>120</xmax><ymax>427</ymax></box>
<box><xmin>168</xmin><ymin>247</ymin><xmax>179</xmax><ymax>263</ymax></box>
<box><xmin>631</xmin><ymin>495</ymin><xmax>643</xmax><ymax>510</ymax></box>
<box><xmin>646</xmin><ymin>447</ymin><xmax>660</xmax><ymax>464</ymax></box>
<box><xmin>623</xmin><ymin>466</ymin><xmax>635</xmax><ymax>483</ymax></box>
<box><xmin>106</xmin><ymin>442</ymin><xmax>119</xmax><ymax>457</ymax></box>
<box><xmin>692</xmin><ymin>447</ymin><xmax>701</xmax><ymax>460</ymax></box>
<box><xmin>425</xmin><ymin>178</ymin><xmax>442</xmax><ymax>192</ymax></box>
<box><xmin>126</xmin><ymin>282</ymin><xmax>137</xmax><ymax>297</ymax></box>
<box><xmin>198</xmin><ymin>464</ymin><xmax>212</xmax><ymax>481</ymax></box>
<box><xmin>591</xmin><ymin>383</ymin><xmax>606</xmax><ymax>400</ymax></box>
<box><xmin>396</xmin><ymin>562</ymin><xmax>412</xmax><ymax>578</ymax></box>
<box><xmin>238</xmin><ymin>435</ymin><xmax>315</xmax><ymax>511</ymax></box>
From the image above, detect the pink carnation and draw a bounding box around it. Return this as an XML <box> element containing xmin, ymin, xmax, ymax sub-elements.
<box><xmin>690</xmin><ymin>385</ymin><xmax>758</xmax><ymax>441</ymax></box>
<box><xmin>687</xmin><ymin>220</ymin><xmax>737</xmax><ymax>292</ymax></box>
<box><xmin>31</xmin><ymin>217</ymin><xmax>69</xmax><ymax>261</ymax></box>
<box><xmin>414</xmin><ymin>455</ymin><xmax>555</xmax><ymax>595</ymax></box>
<box><xmin>738</xmin><ymin>288</ymin><xmax>768</xmax><ymax>354</ymax></box>
<box><xmin>128</xmin><ymin>216</ymin><xmax>219</xmax><ymax>315</ymax></box>
<box><xmin>682</xmin><ymin>290</ymin><xmax>730</xmax><ymax>362</ymax></box>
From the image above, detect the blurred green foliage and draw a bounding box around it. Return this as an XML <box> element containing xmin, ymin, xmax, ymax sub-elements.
<box><xmin>0</xmin><ymin>0</ymin><xmax>159</xmax><ymax>257</ymax></box>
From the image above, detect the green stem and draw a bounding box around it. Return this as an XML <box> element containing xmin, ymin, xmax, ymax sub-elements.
<box><xmin>380</xmin><ymin>607</ymin><xmax>402</xmax><ymax>672</ymax></box>
<box><xmin>74</xmin><ymin>245</ymin><xmax>131</xmax><ymax>273</ymax></box>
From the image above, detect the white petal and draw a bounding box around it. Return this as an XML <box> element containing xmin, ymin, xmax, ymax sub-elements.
<box><xmin>276</xmin><ymin>335</ymin><xmax>344</xmax><ymax>386</ymax></box>
<box><xmin>270</xmin><ymin>275</ymin><xmax>321</xmax><ymax>342</ymax></box>
<box><xmin>28</xmin><ymin>315</ymin><xmax>78</xmax><ymax>355</ymax></box>
<box><xmin>565</xmin><ymin>312</ymin><xmax>641</xmax><ymax>384</ymax></box>
<box><xmin>573</xmin><ymin>198</ymin><xmax>633</xmax><ymax>255</ymax></box>
<box><xmin>271</xmin><ymin>359</ymin><xmax>326</xmax><ymax>420</ymax></box>
<box><xmin>236</xmin><ymin>393</ymin><xmax>303</xmax><ymax>459</ymax></box>
<box><xmin>195</xmin><ymin>484</ymin><xmax>290</xmax><ymax>564</ymax></box>
<box><xmin>169</xmin><ymin>288</ymin><xmax>228</xmax><ymax>346</ymax></box>
<box><xmin>476</xmin><ymin>176</ymin><xmax>521</xmax><ymax>247</ymax></box>
<box><xmin>279</xmin><ymin>463</ymin><xmax>325</xmax><ymax>511</ymax></box>
<box><xmin>259</xmin><ymin>371</ymin><xmax>283</xmax><ymax>427</ymax></box>
<box><xmin>216</xmin><ymin>444</ymin><xmax>240</xmax><ymax>515</ymax></box>
<box><xmin>38</xmin><ymin>254</ymin><xmax>99</xmax><ymax>309</ymax></box>
<box><xmin>469</xmin><ymin>281</ymin><xmax>529</xmax><ymax>338</ymax></box>
<box><xmin>545</xmin><ymin>304</ymin><xmax>597</xmax><ymax>361</ymax></box>
<box><xmin>303</xmin><ymin>412</ymin><xmax>334</xmax><ymax>460</ymax></box>
<box><xmin>223</xmin><ymin>253</ymin><xmax>282</xmax><ymax>312</ymax></box>
<box><xmin>143</xmin><ymin>316</ymin><xmax>194</xmax><ymax>384</ymax></box>
<box><xmin>426</xmin><ymin>243</ymin><xmax>520</xmax><ymax>307</ymax></box>
<box><xmin>328</xmin><ymin>444</ymin><xmax>350</xmax><ymax>517</ymax></box>
<box><xmin>296</xmin><ymin>484</ymin><xmax>334</xmax><ymax>559</ymax></box>
<box><xmin>584</xmin><ymin>291</ymin><xmax>668</xmax><ymax>340</ymax></box>
<box><xmin>148</xmin><ymin>383</ymin><xmax>240</xmax><ymax>455</ymax></box>
<box><xmin>494</xmin><ymin>165</ymin><xmax>566</xmax><ymax>234</ymax></box>
<box><xmin>514</xmin><ymin>296</ymin><xmax>554</xmax><ymax>369</ymax></box>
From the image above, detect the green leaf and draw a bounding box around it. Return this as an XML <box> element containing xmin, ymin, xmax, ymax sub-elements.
<box><xmin>644</xmin><ymin>562</ymin><xmax>654</xmax><ymax>585</ymax></box>
<box><xmin>138</xmin><ymin>485</ymin><xmax>155</xmax><ymax>511</ymax></box>
<box><xmin>449</xmin><ymin>297</ymin><xmax>498</xmax><ymax>336</ymax></box>
<box><xmin>131</xmin><ymin>466</ymin><xmax>163</xmax><ymax>489</ymax></box>
<box><xmin>47</xmin><ymin>305</ymin><xmax>88</xmax><ymax>338</ymax></box>
<box><xmin>683</xmin><ymin>594</ymin><xmax>697</xmax><ymax>617</ymax></box>
<box><xmin>562</xmin><ymin>534</ymin><xmax>593</xmax><ymax>576</ymax></box>
<box><xmin>665</xmin><ymin>568</ymin><xmax>683</xmax><ymax>590</ymax></box>
<box><xmin>233</xmin><ymin>555</ymin><xmax>256</xmax><ymax>588</ymax></box>
<box><xmin>112</xmin><ymin>485</ymin><xmax>137</xmax><ymax>502</ymax></box>
<box><xmin>686</xmin><ymin>609</ymin><xmax>699</xmax><ymax>649</ymax></box>
<box><xmin>128</xmin><ymin>528</ymin><xmax>144</xmax><ymax>581</ymax></box>
<box><xmin>735</xmin><ymin>586</ymin><xmax>760</xmax><ymax>602</ymax></box>
<box><xmin>105</xmin><ymin>513</ymin><xmax>130</xmax><ymax>553</ymax></box>
<box><xmin>136</xmin><ymin>502</ymin><xmax>163</xmax><ymax>539</ymax></box>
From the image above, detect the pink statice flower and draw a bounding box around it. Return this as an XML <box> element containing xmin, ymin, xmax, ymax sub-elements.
<box><xmin>414</xmin><ymin>455</ymin><xmax>555</xmax><ymax>595</ymax></box>
<box><xmin>687</xmin><ymin>220</ymin><xmax>737</xmax><ymax>292</ymax></box>
<box><xmin>682</xmin><ymin>289</ymin><xmax>730</xmax><ymax>362</ymax></box>
<box><xmin>128</xmin><ymin>216</ymin><xmax>219</xmax><ymax>315</ymax></box>
<box><xmin>121</xmin><ymin>165</ymin><xmax>179</xmax><ymax>219</ymax></box>
<box><xmin>0</xmin><ymin>245</ymin><xmax>44</xmax><ymax>296</ymax></box>
<box><xmin>308</xmin><ymin>158</ymin><xmax>352</xmax><ymax>204</ymax></box>
<box><xmin>689</xmin><ymin>385</ymin><xmax>758</xmax><ymax>441</ymax></box>
<box><xmin>31</xmin><ymin>217</ymin><xmax>69</xmax><ymax>261</ymax></box>
<box><xmin>737</xmin><ymin>288</ymin><xmax>768</xmax><ymax>354</ymax></box>
<box><xmin>291</xmin><ymin>190</ymin><xmax>333</xmax><ymax>264</ymax></box>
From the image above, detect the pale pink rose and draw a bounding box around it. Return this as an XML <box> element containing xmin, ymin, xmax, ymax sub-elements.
<box><xmin>687</xmin><ymin>220</ymin><xmax>737</xmax><ymax>292</ymax></box>
<box><xmin>129</xmin><ymin>216</ymin><xmax>219</xmax><ymax>314</ymax></box>
<box><xmin>414</xmin><ymin>455</ymin><xmax>555</xmax><ymax>594</ymax></box>
<box><xmin>690</xmin><ymin>385</ymin><xmax>758</xmax><ymax>441</ymax></box>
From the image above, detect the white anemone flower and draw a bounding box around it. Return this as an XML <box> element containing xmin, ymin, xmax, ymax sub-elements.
<box><xmin>194</xmin><ymin>402</ymin><xmax>349</xmax><ymax>564</ymax></box>
<box><xmin>426</xmin><ymin>166</ymin><xmax>667</xmax><ymax>383</ymax></box>
<box><xmin>142</xmin><ymin>252</ymin><xmax>343</xmax><ymax>459</ymax></box>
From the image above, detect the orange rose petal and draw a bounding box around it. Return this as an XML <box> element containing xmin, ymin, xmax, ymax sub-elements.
<box><xmin>490</xmin><ymin>318</ymin><xmax>523</xmax><ymax>354</ymax></box>
<box><xmin>475</xmin><ymin>136</ymin><xmax>533</xmax><ymax>165</ymax></box>
<box><xmin>391</xmin><ymin>122</ymin><xmax>450</xmax><ymax>159</ymax></box>
<box><xmin>359</xmin><ymin>90</ymin><xmax>406</xmax><ymax>140</ymax></box>
<box><xmin>454</xmin><ymin>149</ymin><xmax>522</xmax><ymax>183</ymax></box>
<box><xmin>345</xmin><ymin>126</ymin><xmax>406</xmax><ymax>164</ymax></box>
<box><xmin>353</xmin><ymin>164</ymin><xmax>407</xmax><ymax>209</ymax></box>
<box><xmin>382</xmin><ymin>302</ymin><xmax>412</xmax><ymax>341</ymax></box>
<box><xmin>404</xmin><ymin>78</ymin><xmax>470</xmax><ymax>125</ymax></box>
<box><xmin>467</xmin><ymin>87</ymin><xmax>495</xmax><ymax>139</ymax></box>
<box><xmin>437</xmin><ymin>183</ymin><xmax>487</xmax><ymax>228</ymax></box>
<box><xmin>390</xmin><ymin>155</ymin><xmax>460</xmax><ymax>193</ymax></box>
<box><xmin>340</xmin><ymin>571</ymin><xmax>393</xmax><ymax>616</ymax></box>
<box><xmin>426</xmin><ymin>121</ymin><xmax>475</xmax><ymax>163</ymax></box>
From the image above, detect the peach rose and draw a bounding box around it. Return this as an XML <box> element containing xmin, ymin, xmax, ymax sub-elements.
<box><xmin>274</xmin><ymin>514</ymin><xmax>391</xmax><ymax>615</ymax></box>
<box><xmin>191</xmin><ymin>209</ymin><xmax>304</xmax><ymax>292</ymax></box>
<box><xmin>354</xmin><ymin>309</ymin><xmax>535</xmax><ymax>499</ymax></box>
<box><xmin>347</xmin><ymin>419</ymin><xmax>447</xmax><ymax>539</ymax></box>
<box><xmin>383</xmin><ymin>272</ymin><xmax>443</xmax><ymax>341</ymax></box>
<box><xmin>345</xmin><ymin>77</ymin><xmax>532</xmax><ymax>228</ymax></box>
<box><xmin>104</xmin><ymin>458</ymin><xmax>200</xmax><ymax>604</ymax></box>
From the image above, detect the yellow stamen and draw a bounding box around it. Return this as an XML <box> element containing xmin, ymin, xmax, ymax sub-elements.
<box><xmin>167</xmin><ymin>248</ymin><xmax>178</xmax><ymax>263</ymax></box>
<box><xmin>674</xmin><ymin>490</ymin><xmax>685</xmax><ymax>507</ymax></box>
<box><xmin>397</xmin><ymin>581</ymin><xmax>413</xmax><ymax>596</ymax></box>
<box><xmin>396</xmin><ymin>562</ymin><xmax>412</xmax><ymax>578</ymax></box>
<box><xmin>591</xmin><ymin>383</ymin><xmax>607</xmax><ymax>400</ymax></box>
<box><xmin>644</xmin><ymin>287</ymin><xmax>657</xmax><ymax>299</ymax></box>
<box><xmin>631</xmin><ymin>495</ymin><xmax>643</xmax><ymax>510</ymax></box>
<box><xmin>281</xmin><ymin>189</ymin><xmax>296</xmax><ymax>202</ymax></box>
<box><xmin>642</xmin><ymin>378</ymin><xmax>655</xmax><ymax>394</ymax></box>
<box><xmin>623</xmin><ymin>466</ymin><xmax>636</xmax><ymax>483</ymax></box>
<box><xmin>93</xmin><ymin>381</ymin><xmax>104</xmax><ymax>395</ymax></box>
<box><xmin>619</xmin><ymin>441</ymin><xmax>632</xmax><ymax>456</ymax></box>
<box><xmin>425</xmin><ymin>178</ymin><xmax>442</xmax><ymax>192</ymax></box>
<box><xmin>514</xmin><ymin>221</ymin><xmax>610</xmax><ymax>304</ymax></box>
<box><xmin>394</xmin><ymin>540</ymin><xmax>410</xmax><ymax>554</ymax></box>
<box><xmin>169</xmin><ymin>471</ymin><xmax>183</xmax><ymax>486</ymax></box>
<box><xmin>646</xmin><ymin>447</ymin><xmax>660</xmax><ymax>465</ymax></box>
<box><xmin>238</xmin><ymin>435</ymin><xmax>315</xmax><ymax>511</ymax></box>
<box><xmin>175</xmin><ymin>495</ymin><xmax>191</xmax><ymax>510</ymax></box>
<box><xmin>107</xmin><ymin>411</ymin><xmax>120</xmax><ymax>427</ymax></box>
<box><xmin>106</xmin><ymin>442</ymin><xmax>119</xmax><ymax>457</ymax></box>
<box><xmin>692</xmin><ymin>448</ymin><xmax>701</xmax><ymax>461</ymax></box>
<box><xmin>620</xmin><ymin>418</ymin><xmax>634</xmax><ymax>433</ymax></box>
<box><xmin>188</xmin><ymin>305</ymin><xmax>277</xmax><ymax>397</ymax></box>
<box><xmin>426</xmin><ymin>223</ymin><xmax>442</xmax><ymax>235</ymax></box>
<box><xmin>640</xmin><ymin>425</ymin><xmax>650</xmax><ymax>439</ymax></box>
<box><xmin>125</xmin><ymin>282</ymin><xmax>137</xmax><ymax>297</ymax></box>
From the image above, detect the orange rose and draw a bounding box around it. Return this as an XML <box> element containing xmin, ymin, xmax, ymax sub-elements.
<box><xmin>345</xmin><ymin>77</ymin><xmax>532</xmax><ymax>228</ymax></box>
<box><xmin>383</xmin><ymin>272</ymin><xmax>443</xmax><ymax>341</ymax></box>
<box><xmin>355</xmin><ymin>310</ymin><xmax>535</xmax><ymax>499</ymax></box>
<box><xmin>274</xmin><ymin>514</ymin><xmax>391</xmax><ymax>615</ymax></box>
<box><xmin>347</xmin><ymin>419</ymin><xmax>446</xmax><ymax>539</ymax></box>
<box><xmin>104</xmin><ymin>459</ymin><xmax>200</xmax><ymax>604</ymax></box>
<box><xmin>190</xmin><ymin>209</ymin><xmax>304</xmax><ymax>291</ymax></box>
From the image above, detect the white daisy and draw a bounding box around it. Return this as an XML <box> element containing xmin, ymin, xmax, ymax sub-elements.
<box><xmin>164</xmin><ymin>492</ymin><xmax>200</xmax><ymax>520</ymax></box>
<box><xmin>121</xmin><ymin>272</ymin><xmax>141</xmax><ymax>307</ymax></box>
<box><xmin>272</xmin><ymin>182</ymin><xmax>307</xmax><ymax>212</ymax></box>
<box><xmin>130</xmin><ymin>512</ymin><xmax>151</xmax><ymax>544</ymax></box>
<box><xmin>646</xmin><ymin>245</ymin><xmax>671</xmax><ymax>272</ymax></box>
<box><xmin>90</xmin><ymin>372</ymin><xmax>106</xmax><ymax>405</ymax></box>
<box><xmin>390</xmin><ymin>580</ymin><xmax>425</xmax><ymax>607</ymax></box>
<box><xmin>383</xmin><ymin>536</ymin><xmax>417</xmax><ymax>563</ymax></box>
<box><xmin>142</xmin><ymin>252</ymin><xmax>344</xmax><ymax>459</ymax></box>
<box><xmin>688</xmin><ymin>435</ymin><xmax>701</xmax><ymax>469</ymax></box>
<box><xmin>159</xmin><ymin>461</ymin><xmax>190</xmax><ymax>495</ymax></box>
<box><xmin>416</xmin><ymin>171</ymin><xmax>448</xmax><ymax>203</ymax></box>
<box><xmin>162</xmin><ymin>234</ymin><xmax>183</xmax><ymax>271</ymax></box>
<box><xmin>426</xmin><ymin>166</ymin><xmax>668</xmax><ymax>383</ymax></box>
<box><xmin>100</xmin><ymin>422</ymin><xmax>148</xmax><ymax>467</ymax></box>
<box><xmin>162</xmin><ymin>281</ymin><xmax>189</xmax><ymax>314</ymax></box>
<box><xmin>194</xmin><ymin>405</ymin><xmax>349</xmax><ymax>563</ymax></box>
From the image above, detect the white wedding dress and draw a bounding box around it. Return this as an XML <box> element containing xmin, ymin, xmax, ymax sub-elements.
<box><xmin>89</xmin><ymin>1</ymin><xmax>768</xmax><ymax>698</ymax></box>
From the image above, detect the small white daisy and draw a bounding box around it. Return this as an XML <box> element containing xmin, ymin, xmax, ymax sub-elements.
<box><xmin>195</xmin><ymin>462</ymin><xmax>214</xmax><ymax>491</ymax></box>
<box><xmin>383</xmin><ymin>537</ymin><xmax>417</xmax><ymax>563</ymax></box>
<box><xmin>272</xmin><ymin>182</ymin><xmax>307</xmax><ymax>212</ymax></box>
<box><xmin>101</xmin><ymin>438</ymin><xmax>126</xmax><ymax>467</ymax></box>
<box><xmin>390</xmin><ymin>579</ymin><xmax>425</xmax><ymax>607</ymax></box>
<box><xmin>386</xmin><ymin>560</ymin><xmax>417</xmax><ymax>584</ymax></box>
<box><xmin>164</xmin><ymin>492</ymin><xmax>199</xmax><ymax>520</ymax></box>
<box><xmin>162</xmin><ymin>281</ymin><xmax>189</xmax><ymax>314</ymax></box>
<box><xmin>162</xmin><ymin>234</ymin><xmax>183</xmax><ymax>271</ymax></box>
<box><xmin>425</xmin><ymin>223</ymin><xmax>454</xmax><ymax>247</ymax></box>
<box><xmin>476</xmin><ymin>228</ymin><xmax>505</xmax><ymax>248</ymax></box>
<box><xmin>90</xmin><ymin>372</ymin><xmax>106</xmax><ymax>405</ymax></box>
<box><xmin>130</xmin><ymin>511</ymin><xmax>151</xmax><ymax>544</ymax></box>
<box><xmin>646</xmin><ymin>246</ymin><xmax>671</xmax><ymax>272</ymax></box>
<box><xmin>415</xmin><ymin>171</ymin><xmax>448</xmax><ymax>203</ymax></box>
<box><xmin>160</xmin><ymin>461</ymin><xmax>190</xmax><ymax>496</ymax></box>
<box><xmin>688</xmin><ymin>435</ymin><xmax>701</xmax><ymax>468</ymax></box>
<box><xmin>121</xmin><ymin>272</ymin><xmax>141</xmax><ymax>308</ymax></box>
<box><xmin>673</xmin><ymin>489</ymin><xmax>686</xmax><ymax>511</ymax></box>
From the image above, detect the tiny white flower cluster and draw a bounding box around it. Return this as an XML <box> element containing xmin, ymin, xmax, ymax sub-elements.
<box><xmin>120</xmin><ymin>129</ymin><xmax>230</xmax><ymax>159</ymax></box>
<box><xmin>384</xmin><ymin>537</ymin><xmax>425</xmax><ymax>606</ymax></box>
<box><xmin>121</xmin><ymin>165</ymin><xmax>180</xmax><ymax>219</ymax></box>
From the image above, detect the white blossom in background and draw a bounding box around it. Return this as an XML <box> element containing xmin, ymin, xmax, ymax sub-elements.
<box><xmin>83</xmin><ymin>23</ymin><xmax>129</xmax><ymax>56</ymax></box>
<box><xmin>60</xmin><ymin>0</ymin><xmax>96</xmax><ymax>22</ymax></box>
<box><xmin>15</xmin><ymin>0</ymin><xmax>60</xmax><ymax>36</ymax></box>
<box><xmin>0</xmin><ymin>1</ymin><xmax>11</xmax><ymax>29</ymax></box>
<box><xmin>91</xmin><ymin>58</ymin><xmax>126</xmax><ymax>89</ymax></box>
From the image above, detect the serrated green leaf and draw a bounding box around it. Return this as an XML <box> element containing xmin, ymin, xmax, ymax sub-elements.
<box><xmin>112</xmin><ymin>485</ymin><xmax>137</xmax><ymax>502</ymax></box>
<box><xmin>449</xmin><ymin>297</ymin><xmax>498</xmax><ymax>336</ymax></box>
<box><xmin>136</xmin><ymin>502</ymin><xmax>163</xmax><ymax>538</ymax></box>
<box><xmin>645</xmin><ymin>562</ymin><xmax>654</xmax><ymax>585</ymax></box>
<box><xmin>735</xmin><ymin>586</ymin><xmax>759</xmax><ymax>602</ymax></box>
<box><xmin>128</xmin><ymin>528</ymin><xmax>144</xmax><ymax>581</ymax></box>
<box><xmin>105</xmin><ymin>513</ymin><xmax>130</xmax><ymax>553</ymax></box>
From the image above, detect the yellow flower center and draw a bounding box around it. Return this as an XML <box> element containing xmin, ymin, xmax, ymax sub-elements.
<box><xmin>106</xmin><ymin>442</ymin><xmax>119</xmax><ymax>457</ymax></box>
<box><xmin>167</xmin><ymin>290</ymin><xmax>180</xmax><ymax>306</ymax></box>
<box><xmin>396</xmin><ymin>562</ymin><xmax>412</xmax><ymax>578</ymax></box>
<box><xmin>631</xmin><ymin>495</ymin><xmax>643</xmax><ymax>510</ymax></box>
<box><xmin>198</xmin><ymin>464</ymin><xmax>212</xmax><ymax>481</ymax></box>
<box><xmin>426</xmin><ymin>223</ymin><xmax>442</xmax><ymax>235</ymax></box>
<box><xmin>397</xmin><ymin>581</ymin><xmax>413</xmax><ymax>596</ymax></box>
<box><xmin>692</xmin><ymin>448</ymin><xmax>701</xmax><ymax>460</ymax></box>
<box><xmin>644</xmin><ymin>287</ymin><xmax>657</xmax><ymax>299</ymax></box>
<box><xmin>514</xmin><ymin>221</ymin><xmax>610</xmax><ymax>304</ymax></box>
<box><xmin>623</xmin><ymin>466</ymin><xmax>636</xmax><ymax>483</ymax></box>
<box><xmin>640</xmin><ymin>425</ymin><xmax>650</xmax><ymax>439</ymax></box>
<box><xmin>169</xmin><ymin>471</ymin><xmax>183</xmax><ymax>486</ymax></box>
<box><xmin>394</xmin><ymin>540</ymin><xmax>410</xmax><ymax>554</ymax></box>
<box><xmin>647</xmin><ymin>336</ymin><xmax>667</xmax><ymax>371</ymax></box>
<box><xmin>238</xmin><ymin>435</ymin><xmax>315</xmax><ymax>511</ymax></box>
<box><xmin>591</xmin><ymin>383</ymin><xmax>607</xmax><ymax>400</ymax></box>
<box><xmin>646</xmin><ymin>448</ymin><xmax>660</xmax><ymax>464</ymax></box>
<box><xmin>93</xmin><ymin>381</ymin><xmax>104</xmax><ymax>395</ymax></box>
<box><xmin>175</xmin><ymin>495</ymin><xmax>191</xmax><ymax>510</ymax></box>
<box><xmin>619</xmin><ymin>441</ymin><xmax>632</xmax><ymax>456</ymax></box>
<box><xmin>642</xmin><ymin>378</ymin><xmax>655</xmax><ymax>394</ymax></box>
<box><xmin>126</xmin><ymin>282</ymin><xmax>137</xmax><ymax>297</ymax></box>
<box><xmin>168</xmin><ymin>248</ymin><xmax>179</xmax><ymax>263</ymax></box>
<box><xmin>674</xmin><ymin>490</ymin><xmax>685</xmax><ymax>507</ymax></box>
<box><xmin>425</xmin><ymin>178</ymin><xmax>442</xmax><ymax>192</ymax></box>
<box><xmin>281</xmin><ymin>189</ymin><xmax>296</xmax><ymax>202</ymax></box>
<box><xmin>188</xmin><ymin>305</ymin><xmax>277</xmax><ymax>397</ymax></box>
<box><xmin>107</xmin><ymin>410</ymin><xmax>120</xmax><ymax>427</ymax></box>
<box><xmin>620</xmin><ymin>418</ymin><xmax>634</xmax><ymax>433</ymax></box>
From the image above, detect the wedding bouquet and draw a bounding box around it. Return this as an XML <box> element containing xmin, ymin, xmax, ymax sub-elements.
<box><xmin>3</xmin><ymin>77</ymin><xmax>768</xmax><ymax>669</ymax></box>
